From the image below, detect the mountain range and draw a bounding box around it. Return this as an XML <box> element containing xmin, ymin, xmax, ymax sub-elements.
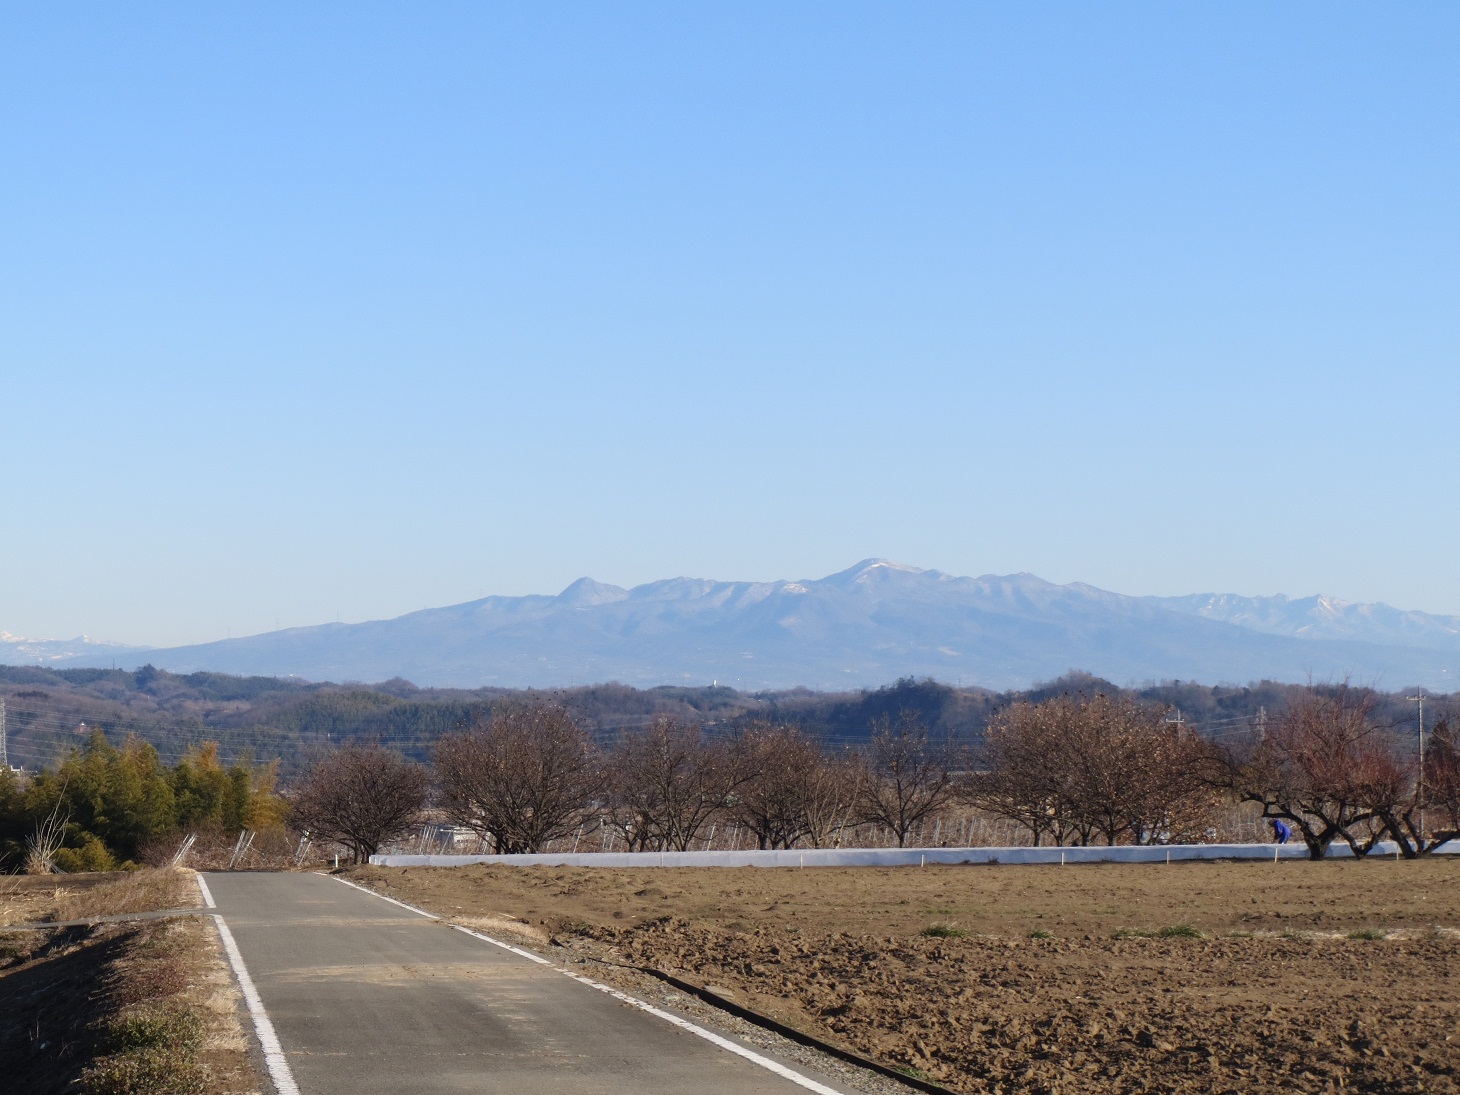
<box><xmin>6</xmin><ymin>561</ymin><xmax>1458</xmax><ymax>691</ymax></box>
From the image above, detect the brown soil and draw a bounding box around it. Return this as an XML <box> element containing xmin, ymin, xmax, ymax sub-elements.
<box><xmin>352</xmin><ymin>858</ymin><xmax>1460</xmax><ymax>1094</ymax></box>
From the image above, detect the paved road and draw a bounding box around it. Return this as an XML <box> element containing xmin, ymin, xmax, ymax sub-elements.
<box><xmin>204</xmin><ymin>872</ymin><xmax>848</xmax><ymax>1095</ymax></box>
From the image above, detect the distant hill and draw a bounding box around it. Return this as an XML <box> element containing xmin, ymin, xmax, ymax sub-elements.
<box><xmin>0</xmin><ymin>631</ymin><xmax>144</xmax><ymax>667</ymax></box>
<box><xmin>15</xmin><ymin>560</ymin><xmax>1458</xmax><ymax>691</ymax></box>
<box><xmin>0</xmin><ymin>663</ymin><xmax>1352</xmax><ymax>776</ymax></box>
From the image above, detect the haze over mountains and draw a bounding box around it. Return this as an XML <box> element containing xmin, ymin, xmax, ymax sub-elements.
<box><xmin>6</xmin><ymin>561</ymin><xmax>1458</xmax><ymax>691</ymax></box>
<box><xmin>0</xmin><ymin>632</ymin><xmax>145</xmax><ymax>667</ymax></box>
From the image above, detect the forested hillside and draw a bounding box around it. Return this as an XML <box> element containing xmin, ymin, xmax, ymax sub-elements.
<box><xmin>4</xmin><ymin>663</ymin><xmax>1451</xmax><ymax>778</ymax></box>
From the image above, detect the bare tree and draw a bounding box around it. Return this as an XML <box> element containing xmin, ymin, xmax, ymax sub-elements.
<box><xmin>434</xmin><ymin>704</ymin><xmax>600</xmax><ymax>854</ymax></box>
<box><xmin>859</xmin><ymin>712</ymin><xmax>958</xmax><ymax>847</ymax></box>
<box><xmin>1221</xmin><ymin>684</ymin><xmax>1392</xmax><ymax>859</ymax></box>
<box><xmin>1358</xmin><ymin>716</ymin><xmax>1460</xmax><ymax>858</ymax></box>
<box><xmin>1061</xmin><ymin>695</ymin><xmax>1145</xmax><ymax>845</ymax></box>
<box><xmin>972</xmin><ymin>693</ymin><xmax>1214</xmax><ymax>847</ymax></box>
<box><xmin>968</xmin><ymin>700</ymin><xmax>1072</xmax><ymax>846</ymax></box>
<box><xmin>801</xmin><ymin>749</ymin><xmax>867</xmax><ymax>848</ymax></box>
<box><xmin>1060</xmin><ymin>694</ymin><xmax>1214</xmax><ymax>846</ymax></box>
<box><xmin>291</xmin><ymin>744</ymin><xmax>428</xmax><ymax>863</ymax></box>
<box><xmin>1417</xmin><ymin>718</ymin><xmax>1460</xmax><ymax>851</ymax></box>
<box><xmin>605</xmin><ymin>717</ymin><xmax>747</xmax><ymax>851</ymax></box>
<box><xmin>1119</xmin><ymin>722</ymin><xmax>1220</xmax><ymax>846</ymax></box>
<box><xmin>727</xmin><ymin>723</ymin><xmax>825</xmax><ymax>850</ymax></box>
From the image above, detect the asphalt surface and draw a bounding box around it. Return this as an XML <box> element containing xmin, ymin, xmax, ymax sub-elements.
<box><xmin>204</xmin><ymin>871</ymin><xmax>849</xmax><ymax>1095</ymax></box>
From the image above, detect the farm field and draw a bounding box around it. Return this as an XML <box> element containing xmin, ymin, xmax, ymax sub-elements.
<box><xmin>352</xmin><ymin>858</ymin><xmax>1460</xmax><ymax>1094</ymax></box>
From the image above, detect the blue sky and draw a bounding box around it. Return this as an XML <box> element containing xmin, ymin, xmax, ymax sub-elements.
<box><xmin>4</xmin><ymin>3</ymin><xmax>1459</xmax><ymax>647</ymax></box>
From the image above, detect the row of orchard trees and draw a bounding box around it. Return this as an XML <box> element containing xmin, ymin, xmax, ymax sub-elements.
<box><xmin>14</xmin><ymin>684</ymin><xmax>1451</xmax><ymax>871</ymax></box>
<box><xmin>294</xmin><ymin>707</ymin><xmax>960</xmax><ymax>862</ymax></box>
<box><xmin>296</xmin><ymin>684</ymin><xmax>1460</xmax><ymax>864</ymax></box>
<box><xmin>973</xmin><ymin>684</ymin><xmax>1460</xmax><ymax>858</ymax></box>
<box><xmin>0</xmin><ymin>730</ymin><xmax>286</xmax><ymax>871</ymax></box>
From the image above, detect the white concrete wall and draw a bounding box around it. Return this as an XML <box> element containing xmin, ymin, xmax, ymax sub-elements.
<box><xmin>371</xmin><ymin>840</ymin><xmax>1457</xmax><ymax>868</ymax></box>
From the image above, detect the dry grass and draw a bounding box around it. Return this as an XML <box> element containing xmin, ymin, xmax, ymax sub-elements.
<box><xmin>0</xmin><ymin>874</ymin><xmax>62</xmax><ymax>925</ymax></box>
<box><xmin>50</xmin><ymin>869</ymin><xmax>196</xmax><ymax>923</ymax></box>
<box><xmin>0</xmin><ymin>868</ymin><xmax>196</xmax><ymax>927</ymax></box>
<box><xmin>80</xmin><ymin>914</ymin><xmax>260</xmax><ymax>1095</ymax></box>
<box><xmin>80</xmin><ymin>917</ymin><xmax>208</xmax><ymax>1094</ymax></box>
<box><xmin>0</xmin><ymin>872</ymin><xmax>258</xmax><ymax>1094</ymax></box>
<box><xmin>189</xmin><ymin>915</ymin><xmax>259</xmax><ymax>1092</ymax></box>
<box><xmin>0</xmin><ymin>914</ymin><xmax>261</xmax><ymax>1094</ymax></box>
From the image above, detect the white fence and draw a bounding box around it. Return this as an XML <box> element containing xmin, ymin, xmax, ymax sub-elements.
<box><xmin>370</xmin><ymin>840</ymin><xmax>1459</xmax><ymax>869</ymax></box>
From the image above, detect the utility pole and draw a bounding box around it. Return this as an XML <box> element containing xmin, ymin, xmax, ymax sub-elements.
<box><xmin>0</xmin><ymin>697</ymin><xmax>6</xmax><ymax>770</ymax></box>
<box><xmin>1166</xmin><ymin>709</ymin><xmax>1187</xmax><ymax>738</ymax></box>
<box><xmin>1409</xmin><ymin>693</ymin><xmax>1426</xmax><ymax>843</ymax></box>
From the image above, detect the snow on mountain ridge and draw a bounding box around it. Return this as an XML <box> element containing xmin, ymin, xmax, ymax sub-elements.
<box><xmin>9</xmin><ymin>562</ymin><xmax>1460</xmax><ymax>689</ymax></box>
<box><xmin>1146</xmin><ymin>590</ymin><xmax>1460</xmax><ymax>650</ymax></box>
<box><xmin>557</xmin><ymin>577</ymin><xmax>629</xmax><ymax>606</ymax></box>
<box><xmin>0</xmin><ymin>632</ymin><xmax>146</xmax><ymax>666</ymax></box>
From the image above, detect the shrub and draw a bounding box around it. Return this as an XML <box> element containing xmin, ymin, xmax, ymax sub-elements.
<box><xmin>1154</xmin><ymin>924</ymin><xmax>1202</xmax><ymax>938</ymax></box>
<box><xmin>54</xmin><ymin>834</ymin><xmax>119</xmax><ymax>873</ymax></box>
<box><xmin>79</xmin><ymin>1047</ymin><xmax>207</xmax><ymax>1095</ymax></box>
<box><xmin>921</xmin><ymin>922</ymin><xmax>965</xmax><ymax>938</ymax></box>
<box><xmin>105</xmin><ymin>1006</ymin><xmax>203</xmax><ymax>1055</ymax></box>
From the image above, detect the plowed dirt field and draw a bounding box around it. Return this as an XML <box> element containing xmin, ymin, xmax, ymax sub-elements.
<box><xmin>350</xmin><ymin>858</ymin><xmax>1460</xmax><ymax>1094</ymax></box>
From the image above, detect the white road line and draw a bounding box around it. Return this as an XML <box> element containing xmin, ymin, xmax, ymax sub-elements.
<box><xmin>210</xmin><ymin>907</ymin><xmax>301</xmax><ymax>1095</ymax></box>
<box><xmin>561</xmin><ymin>968</ymin><xmax>846</xmax><ymax>1095</ymax></box>
<box><xmin>195</xmin><ymin>873</ymin><xmax>216</xmax><ymax>909</ymax></box>
<box><xmin>327</xmin><ymin>874</ymin><xmax>440</xmax><ymax>918</ymax></box>
<box><xmin>452</xmin><ymin>923</ymin><xmax>552</xmax><ymax>965</ymax></box>
<box><xmin>328</xmin><ymin>875</ymin><xmax>850</xmax><ymax>1095</ymax></box>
